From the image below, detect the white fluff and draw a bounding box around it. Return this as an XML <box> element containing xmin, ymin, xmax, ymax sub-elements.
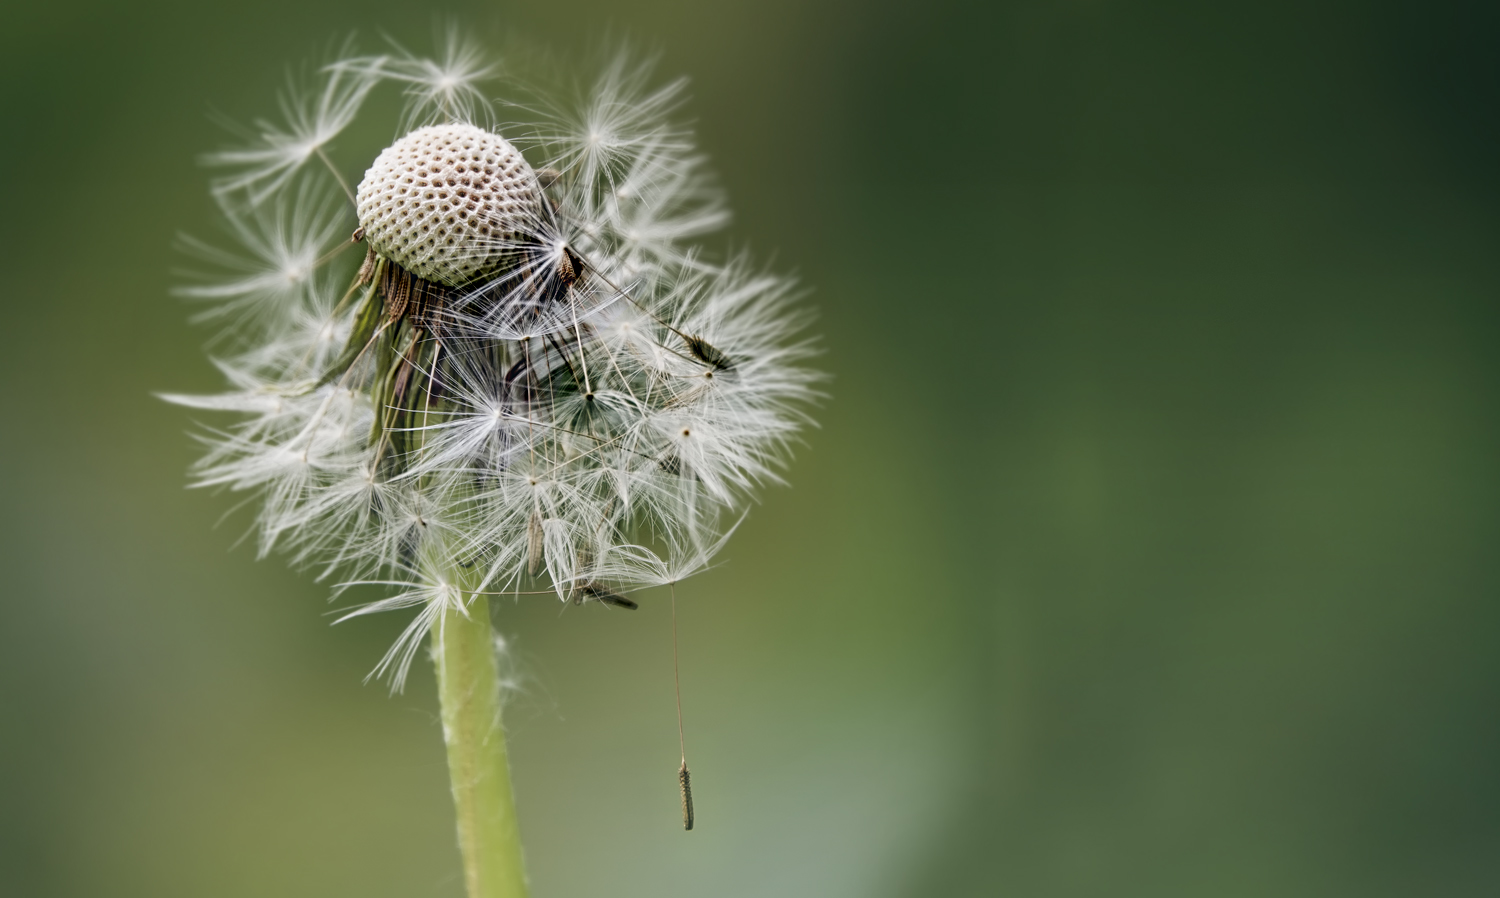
<box><xmin>170</xmin><ymin>37</ymin><xmax>820</xmax><ymax>689</ymax></box>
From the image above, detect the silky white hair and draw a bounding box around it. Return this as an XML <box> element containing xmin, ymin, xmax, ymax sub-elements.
<box><xmin>166</xmin><ymin>33</ymin><xmax>820</xmax><ymax>688</ymax></box>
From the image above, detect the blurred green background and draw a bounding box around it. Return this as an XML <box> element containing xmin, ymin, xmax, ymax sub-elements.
<box><xmin>3</xmin><ymin>1</ymin><xmax>1498</xmax><ymax>896</ymax></box>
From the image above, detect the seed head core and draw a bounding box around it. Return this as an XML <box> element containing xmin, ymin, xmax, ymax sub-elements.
<box><xmin>356</xmin><ymin>123</ymin><xmax>544</xmax><ymax>287</ymax></box>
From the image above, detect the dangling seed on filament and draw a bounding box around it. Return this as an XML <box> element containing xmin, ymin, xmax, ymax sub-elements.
<box><xmin>575</xmin><ymin>582</ymin><xmax>638</xmax><ymax>610</ymax></box>
<box><xmin>671</xmin><ymin>581</ymin><xmax>694</xmax><ymax>830</ymax></box>
<box><xmin>679</xmin><ymin>761</ymin><xmax>694</xmax><ymax>831</ymax></box>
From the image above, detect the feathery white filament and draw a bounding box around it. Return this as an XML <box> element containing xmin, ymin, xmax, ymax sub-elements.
<box><xmin>170</xmin><ymin>40</ymin><xmax>820</xmax><ymax>687</ymax></box>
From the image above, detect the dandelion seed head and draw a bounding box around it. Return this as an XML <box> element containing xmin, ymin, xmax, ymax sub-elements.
<box><xmin>169</xmin><ymin>38</ymin><xmax>822</xmax><ymax>687</ymax></box>
<box><xmin>356</xmin><ymin>123</ymin><xmax>543</xmax><ymax>286</ymax></box>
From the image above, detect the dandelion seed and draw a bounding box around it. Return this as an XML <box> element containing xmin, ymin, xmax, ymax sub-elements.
<box><xmin>205</xmin><ymin>50</ymin><xmax>384</xmax><ymax>205</ymax></box>
<box><xmin>679</xmin><ymin>761</ymin><xmax>695</xmax><ymax>831</ymax></box>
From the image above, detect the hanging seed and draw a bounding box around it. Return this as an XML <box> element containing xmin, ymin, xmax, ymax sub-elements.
<box><xmin>679</xmin><ymin>762</ymin><xmax>695</xmax><ymax>831</ymax></box>
<box><xmin>576</xmin><ymin>582</ymin><xmax>638</xmax><ymax>610</ymax></box>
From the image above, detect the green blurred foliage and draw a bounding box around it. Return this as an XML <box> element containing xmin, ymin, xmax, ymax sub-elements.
<box><xmin>2</xmin><ymin>1</ymin><xmax>1498</xmax><ymax>896</ymax></box>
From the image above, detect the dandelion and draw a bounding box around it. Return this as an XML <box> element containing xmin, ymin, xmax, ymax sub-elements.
<box><xmin>165</xmin><ymin>32</ymin><xmax>818</xmax><ymax>898</ymax></box>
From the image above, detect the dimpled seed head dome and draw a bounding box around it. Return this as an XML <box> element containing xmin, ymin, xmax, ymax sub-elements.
<box><xmin>356</xmin><ymin>123</ymin><xmax>544</xmax><ymax>287</ymax></box>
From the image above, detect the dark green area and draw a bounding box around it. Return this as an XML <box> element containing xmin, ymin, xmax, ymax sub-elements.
<box><xmin>2</xmin><ymin>2</ymin><xmax>1497</xmax><ymax>896</ymax></box>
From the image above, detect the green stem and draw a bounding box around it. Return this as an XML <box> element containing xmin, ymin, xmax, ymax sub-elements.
<box><xmin>433</xmin><ymin>589</ymin><xmax>530</xmax><ymax>898</ymax></box>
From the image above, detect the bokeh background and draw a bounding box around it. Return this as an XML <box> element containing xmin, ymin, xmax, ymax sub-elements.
<box><xmin>3</xmin><ymin>1</ymin><xmax>1498</xmax><ymax>896</ymax></box>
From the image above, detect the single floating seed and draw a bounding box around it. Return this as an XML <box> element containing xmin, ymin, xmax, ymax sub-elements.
<box><xmin>679</xmin><ymin>762</ymin><xmax>695</xmax><ymax>831</ymax></box>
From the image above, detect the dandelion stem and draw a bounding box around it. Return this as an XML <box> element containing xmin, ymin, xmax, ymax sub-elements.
<box><xmin>433</xmin><ymin>584</ymin><xmax>529</xmax><ymax>898</ymax></box>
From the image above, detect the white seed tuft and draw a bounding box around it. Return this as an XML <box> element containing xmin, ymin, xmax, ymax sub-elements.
<box><xmin>356</xmin><ymin>123</ymin><xmax>544</xmax><ymax>286</ymax></box>
<box><xmin>171</xmin><ymin>44</ymin><xmax>822</xmax><ymax>690</ymax></box>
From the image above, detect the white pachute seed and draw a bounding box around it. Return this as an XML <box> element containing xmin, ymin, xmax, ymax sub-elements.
<box><xmin>355</xmin><ymin>123</ymin><xmax>544</xmax><ymax>287</ymax></box>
